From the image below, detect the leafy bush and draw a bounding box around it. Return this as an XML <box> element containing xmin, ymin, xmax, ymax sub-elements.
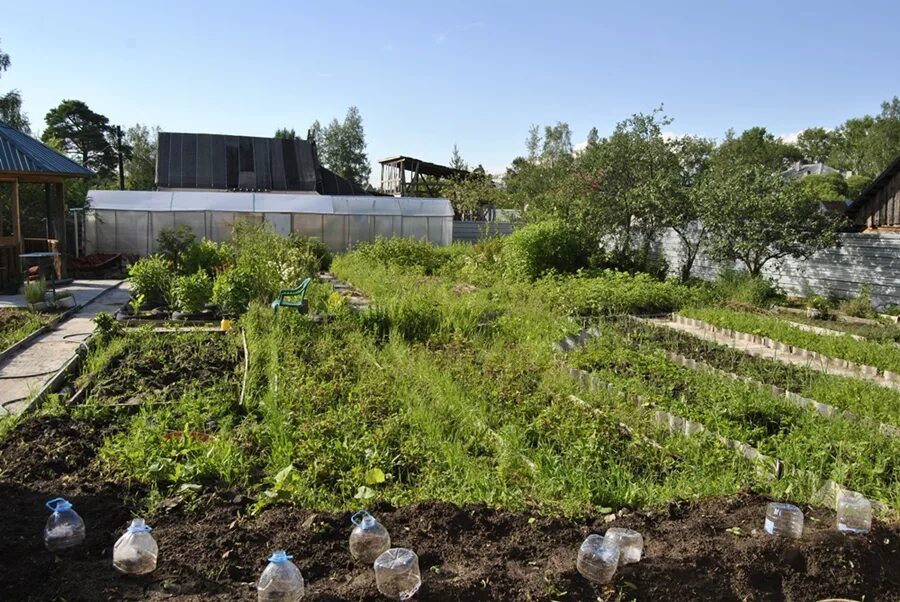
<box><xmin>354</xmin><ymin>237</ymin><xmax>448</xmax><ymax>275</ymax></box>
<box><xmin>156</xmin><ymin>225</ymin><xmax>196</xmax><ymax>271</ymax></box>
<box><xmin>127</xmin><ymin>255</ymin><xmax>172</xmax><ymax>306</ymax></box>
<box><xmin>544</xmin><ymin>270</ymin><xmax>702</xmax><ymax>316</ymax></box>
<box><xmin>212</xmin><ymin>267</ymin><xmax>255</xmax><ymax>315</ymax></box>
<box><xmin>290</xmin><ymin>234</ymin><xmax>332</xmax><ymax>272</ymax></box>
<box><xmin>182</xmin><ymin>238</ymin><xmax>231</xmax><ymax>277</ymax></box>
<box><xmin>171</xmin><ymin>271</ymin><xmax>213</xmax><ymax>314</ymax></box>
<box><xmin>501</xmin><ymin>220</ymin><xmax>587</xmax><ymax>281</ymax></box>
<box><xmin>711</xmin><ymin>269</ymin><xmax>781</xmax><ymax>307</ymax></box>
<box><xmin>840</xmin><ymin>284</ymin><xmax>876</xmax><ymax>318</ymax></box>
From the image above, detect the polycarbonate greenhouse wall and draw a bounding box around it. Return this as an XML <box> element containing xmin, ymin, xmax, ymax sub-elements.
<box><xmin>84</xmin><ymin>190</ymin><xmax>454</xmax><ymax>255</ymax></box>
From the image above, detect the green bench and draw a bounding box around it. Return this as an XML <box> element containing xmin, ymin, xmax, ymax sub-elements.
<box><xmin>271</xmin><ymin>277</ymin><xmax>312</xmax><ymax>314</ymax></box>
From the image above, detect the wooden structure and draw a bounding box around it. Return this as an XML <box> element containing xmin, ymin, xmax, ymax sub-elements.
<box><xmin>848</xmin><ymin>154</ymin><xmax>900</xmax><ymax>231</ymax></box>
<box><xmin>0</xmin><ymin>120</ymin><xmax>93</xmax><ymax>291</ymax></box>
<box><xmin>378</xmin><ymin>155</ymin><xmax>468</xmax><ymax>197</ymax></box>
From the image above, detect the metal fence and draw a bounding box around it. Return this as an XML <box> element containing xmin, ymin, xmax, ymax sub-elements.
<box><xmin>452</xmin><ymin>221</ymin><xmax>514</xmax><ymax>243</ymax></box>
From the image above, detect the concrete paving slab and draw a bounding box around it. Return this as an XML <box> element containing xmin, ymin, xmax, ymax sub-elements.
<box><xmin>0</xmin><ymin>282</ymin><xmax>131</xmax><ymax>416</ymax></box>
<box><xmin>0</xmin><ymin>279</ymin><xmax>123</xmax><ymax>309</ymax></box>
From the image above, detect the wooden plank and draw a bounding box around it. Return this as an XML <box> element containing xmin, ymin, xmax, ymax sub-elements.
<box><xmin>11</xmin><ymin>179</ymin><xmax>22</xmax><ymax>257</ymax></box>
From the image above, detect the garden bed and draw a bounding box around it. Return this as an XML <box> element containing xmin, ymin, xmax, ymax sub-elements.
<box><xmin>1</xmin><ymin>413</ymin><xmax>898</xmax><ymax>602</ymax></box>
<box><xmin>0</xmin><ymin>307</ymin><xmax>53</xmax><ymax>353</ymax></box>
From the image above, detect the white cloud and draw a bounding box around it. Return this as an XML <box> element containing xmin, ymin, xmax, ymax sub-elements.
<box><xmin>435</xmin><ymin>32</ymin><xmax>447</xmax><ymax>44</ymax></box>
<box><xmin>779</xmin><ymin>130</ymin><xmax>802</xmax><ymax>144</ymax></box>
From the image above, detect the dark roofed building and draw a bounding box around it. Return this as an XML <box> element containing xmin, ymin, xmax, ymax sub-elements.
<box><xmin>378</xmin><ymin>155</ymin><xmax>469</xmax><ymax>197</ymax></box>
<box><xmin>156</xmin><ymin>131</ymin><xmax>378</xmax><ymax>196</ymax></box>
<box><xmin>847</xmin><ymin>154</ymin><xmax>900</xmax><ymax>231</ymax></box>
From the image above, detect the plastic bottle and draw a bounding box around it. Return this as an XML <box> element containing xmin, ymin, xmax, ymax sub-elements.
<box><xmin>373</xmin><ymin>548</ymin><xmax>421</xmax><ymax>600</ymax></box>
<box><xmin>764</xmin><ymin>502</ymin><xmax>804</xmax><ymax>539</ymax></box>
<box><xmin>836</xmin><ymin>491</ymin><xmax>872</xmax><ymax>534</ymax></box>
<box><xmin>257</xmin><ymin>550</ymin><xmax>304</xmax><ymax>601</ymax></box>
<box><xmin>113</xmin><ymin>518</ymin><xmax>158</xmax><ymax>575</ymax></box>
<box><xmin>603</xmin><ymin>527</ymin><xmax>643</xmax><ymax>565</ymax></box>
<box><xmin>576</xmin><ymin>534</ymin><xmax>620</xmax><ymax>584</ymax></box>
<box><xmin>44</xmin><ymin>497</ymin><xmax>86</xmax><ymax>552</ymax></box>
<box><xmin>349</xmin><ymin>510</ymin><xmax>391</xmax><ymax>564</ymax></box>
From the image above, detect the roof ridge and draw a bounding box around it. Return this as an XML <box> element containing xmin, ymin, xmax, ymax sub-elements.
<box><xmin>0</xmin><ymin>118</ymin><xmax>93</xmax><ymax>177</ymax></box>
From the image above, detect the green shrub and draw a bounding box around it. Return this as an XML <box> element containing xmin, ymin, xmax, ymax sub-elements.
<box><xmin>156</xmin><ymin>225</ymin><xmax>196</xmax><ymax>271</ymax></box>
<box><xmin>388</xmin><ymin>295</ymin><xmax>441</xmax><ymax>342</ymax></box>
<box><xmin>24</xmin><ymin>279</ymin><xmax>47</xmax><ymax>304</ymax></box>
<box><xmin>182</xmin><ymin>238</ymin><xmax>231</xmax><ymax>277</ymax></box>
<box><xmin>212</xmin><ymin>267</ymin><xmax>255</xmax><ymax>315</ymax></box>
<box><xmin>840</xmin><ymin>284</ymin><xmax>876</xmax><ymax>318</ymax></box>
<box><xmin>711</xmin><ymin>269</ymin><xmax>781</xmax><ymax>307</ymax></box>
<box><xmin>500</xmin><ymin>220</ymin><xmax>586</xmax><ymax>281</ymax></box>
<box><xmin>171</xmin><ymin>271</ymin><xmax>213</xmax><ymax>314</ymax></box>
<box><xmin>128</xmin><ymin>256</ymin><xmax>172</xmax><ymax>306</ymax></box>
<box><xmin>290</xmin><ymin>234</ymin><xmax>332</xmax><ymax>272</ymax></box>
<box><xmin>354</xmin><ymin>237</ymin><xmax>448</xmax><ymax>275</ymax></box>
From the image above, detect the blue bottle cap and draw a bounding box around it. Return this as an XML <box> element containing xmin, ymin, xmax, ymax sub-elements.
<box><xmin>351</xmin><ymin>510</ymin><xmax>375</xmax><ymax>528</ymax></box>
<box><xmin>46</xmin><ymin>497</ymin><xmax>72</xmax><ymax>512</ymax></box>
<box><xmin>127</xmin><ymin>518</ymin><xmax>152</xmax><ymax>533</ymax></box>
<box><xmin>269</xmin><ymin>550</ymin><xmax>293</xmax><ymax>563</ymax></box>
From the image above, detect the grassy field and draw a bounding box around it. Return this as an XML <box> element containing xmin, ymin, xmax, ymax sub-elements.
<box><xmin>0</xmin><ymin>308</ymin><xmax>50</xmax><ymax>351</ymax></box>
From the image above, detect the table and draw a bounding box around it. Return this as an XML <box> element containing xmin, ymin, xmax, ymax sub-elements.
<box><xmin>20</xmin><ymin>252</ymin><xmax>60</xmax><ymax>298</ymax></box>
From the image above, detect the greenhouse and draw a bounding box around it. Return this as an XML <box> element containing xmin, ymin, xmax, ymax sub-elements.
<box><xmin>83</xmin><ymin>189</ymin><xmax>454</xmax><ymax>255</ymax></box>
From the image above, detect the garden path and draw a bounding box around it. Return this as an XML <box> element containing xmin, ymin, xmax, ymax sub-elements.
<box><xmin>0</xmin><ymin>282</ymin><xmax>131</xmax><ymax>416</ymax></box>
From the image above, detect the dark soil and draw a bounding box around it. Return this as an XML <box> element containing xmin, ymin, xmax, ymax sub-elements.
<box><xmin>84</xmin><ymin>333</ymin><xmax>240</xmax><ymax>403</ymax></box>
<box><xmin>1</xmin><ymin>414</ymin><xmax>898</xmax><ymax>601</ymax></box>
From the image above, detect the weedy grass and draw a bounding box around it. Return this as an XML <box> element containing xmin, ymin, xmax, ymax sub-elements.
<box><xmin>0</xmin><ymin>307</ymin><xmax>51</xmax><ymax>351</ymax></box>
<box><xmin>682</xmin><ymin>306</ymin><xmax>900</xmax><ymax>373</ymax></box>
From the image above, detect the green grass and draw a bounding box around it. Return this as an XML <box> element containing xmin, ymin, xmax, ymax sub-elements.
<box><xmin>570</xmin><ymin>323</ymin><xmax>900</xmax><ymax>507</ymax></box>
<box><xmin>624</xmin><ymin>317</ymin><xmax>900</xmax><ymax>429</ymax></box>
<box><xmin>777</xmin><ymin>311</ymin><xmax>900</xmax><ymax>343</ymax></box>
<box><xmin>682</xmin><ymin>306</ymin><xmax>900</xmax><ymax>373</ymax></box>
<box><xmin>0</xmin><ymin>308</ymin><xmax>50</xmax><ymax>351</ymax></box>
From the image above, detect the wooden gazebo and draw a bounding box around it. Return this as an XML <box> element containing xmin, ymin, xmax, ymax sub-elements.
<box><xmin>0</xmin><ymin>119</ymin><xmax>93</xmax><ymax>292</ymax></box>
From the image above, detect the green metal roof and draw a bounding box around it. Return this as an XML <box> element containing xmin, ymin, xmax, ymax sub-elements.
<box><xmin>0</xmin><ymin>119</ymin><xmax>94</xmax><ymax>178</ymax></box>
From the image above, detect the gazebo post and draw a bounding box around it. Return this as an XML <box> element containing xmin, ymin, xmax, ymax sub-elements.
<box><xmin>11</xmin><ymin>178</ymin><xmax>22</xmax><ymax>257</ymax></box>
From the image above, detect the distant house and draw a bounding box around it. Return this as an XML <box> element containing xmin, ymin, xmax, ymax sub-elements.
<box><xmin>847</xmin><ymin>154</ymin><xmax>900</xmax><ymax>231</ymax></box>
<box><xmin>781</xmin><ymin>161</ymin><xmax>842</xmax><ymax>180</ymax></box>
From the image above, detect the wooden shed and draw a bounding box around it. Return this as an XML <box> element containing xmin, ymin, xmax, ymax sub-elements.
<box><xmin>0</xmin><ymin>119</ymin><xmax>93</xmax><ymax>291</ymax></box>
<box><xmin>848</xmin><ymin>154</ymin><xmax>900</xmax><ymax>231</ymax></box>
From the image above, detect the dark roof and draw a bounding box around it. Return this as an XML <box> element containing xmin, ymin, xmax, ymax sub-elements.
<box><xmin>320</xmin><ymin>166</ymin><xmax>379</xmax><ymax>196</ymax></box>
<box><xmin>378</xmin><ymin>155</ymin><xmax>469</xmax><ymax>179</ymax></box>
<box><xmin>847</xmin><ymin>153</ymin><xmax>900</xmax><ymax>215</ymax></box>
<box><xmin>157</xmin><ymin>132</ymin><xmax>320</xmax><ymax>191</ymax></box>
<box><xmin>0</xmin><ymin>119</ymin><xmax>94</xmax><ymax>178</ymax></box>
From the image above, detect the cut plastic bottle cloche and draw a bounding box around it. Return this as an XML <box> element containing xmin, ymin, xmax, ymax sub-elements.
<box><xmin>374</xmin><ymin>548</ymin><xmax>422</xmax><ymax>600</ymax></box>
<box><xmin>113</xmin><ymin>518</ymin><xmax>158</xmax><ymax>575</ymax></box>
<box><xmin>349</xmin><ymin>510</ymin><xmax>391</xmax><ymax>564</ymax></box>
<box><xmin>44</xmin><ymin>497</ymin><xmax>86</xmax><ymax>552</ymax></box>
<box><xmin>257</xmin><ymin>550</ymin><xmax>305</xmax><ymax>601</ymax></box>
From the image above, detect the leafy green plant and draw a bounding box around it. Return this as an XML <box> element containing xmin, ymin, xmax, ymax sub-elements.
<box><xmin>171</xmin><ymin>271</ymin><xmax>213</xmax><ymax>314</ymax></box>
<box><xmin>92</xmin><ymin>311</ymin><xmax>122</xmax><ymax>343</ymax></box>
<box><xmin>212</xmin><ymin>267</ymin><xmax>255</xmax><ymax>315</ymax></box>
<box><xmin>156</xmin><ymin>225</ymin><xmax>196</xmax><ymax>271</ymax></box>
<box><xmin>501</xmin><ymin>220</ymin><xmax>587</xmax><ymax>281</ymax></box>
<box><xmin>127</xmin><ymin>256</ymin><xmax>172</xmax><ymax>306</ymax></box>
<box><xmin>24</xmin><ymin>279</ymin><xmax>47</xmax><ymax>305</ymax></box>
<box><xmin>354</xmin><ymin>237</ymin><xmax>449</xmax><ymax>275</ymax></box>
<box><xmin>129</xmin><ymin>293</ymin><xmax>145</xmax><ymax>315</ymax></box>
<box><xmin>711</xmin><ymin>269</ymin><xmax>782</xmax><ymax>307</ymax></box>
<box><xmin>840</xmin><ymin>284</ymin><xmax>877</xmax><ymax>319</ymax></box>
<box><xmin>182</xmin><ymin>238</ymin><xmax>230</xmax><ymax>277</ymax></box>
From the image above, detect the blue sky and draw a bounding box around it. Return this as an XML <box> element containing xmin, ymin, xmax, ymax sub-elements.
<box><xmin>2</xmin><ymin>0</ymin><xmax>898</xmax><ymax>179</ymax></box>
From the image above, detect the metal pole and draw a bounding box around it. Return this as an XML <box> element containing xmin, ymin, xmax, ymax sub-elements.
<box><xmin>116</xmin><ymin>125</ymin><xmax>125</xmax><ymax>191</ymax></box>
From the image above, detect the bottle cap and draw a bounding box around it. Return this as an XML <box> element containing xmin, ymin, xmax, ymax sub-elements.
<box><xmin>351</xmin><ymin>510</ymin><xmax>376</xmax><ymax>528</ymax></box>
<box><xmin>127</xmin><ymin>518</ymin><xmax>152</xmax><ymax>533</ymax></box>
<box><xmin>269</xmin><ymin>550</ymin><xmax>293</xmax><ymax>563</ymax></box>
<box><xmin>46</xmin><ymin>497</ymin><xmax>72</xmax><ymax>512</ymax></box>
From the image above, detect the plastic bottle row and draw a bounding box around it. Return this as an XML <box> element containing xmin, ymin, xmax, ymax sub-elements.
<box><xmin>43</xmin><ymin>501</ymin><xmax>418</xmax><ymax>600</ymax></box>
<box><xmin>765</xmin><ymin>491</ymin><xmax>873</xmax><ymax>539</ymax></box>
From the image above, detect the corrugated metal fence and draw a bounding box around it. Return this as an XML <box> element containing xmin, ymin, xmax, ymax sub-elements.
<box><xmin>452</xmin><ymin>221</ymin><xmax>514</xmax><ymax>243</ymax></box>
<box><xmin>656</xmin><ymin>229</ymin><xmax>900</xmax><ymax>308</ymax></box>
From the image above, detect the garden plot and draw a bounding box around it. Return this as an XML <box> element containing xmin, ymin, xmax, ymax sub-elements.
<box><xmin>568</xmin><ymin>321</ymin><xmax>900</xmax><ymax>509</ymax></box>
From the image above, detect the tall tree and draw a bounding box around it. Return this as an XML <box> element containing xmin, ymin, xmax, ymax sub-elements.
<box><xmin>542</xmin><ymin>122</ymin><xmax>573</xmax><ymax>163</ymax></box>
<box><xmin>124</xmin><ymin>124</ymin><xmax>159</xmax><ymax>190</ymax></box>
<box><xmin>714</xmin><ymin>126</ymin><xmax>802</xmax><ymax>171</ymax></box>
<box><xmin>525</xmin><ymin>125</ymin><xmax>541</xmax><ymax>160</ymax></box>
<box><xmin>0</xmin><ymin>39</ymin><xmax>30</xmax><ymax>133</ymax></box>
<box><xmin>43</xmin><ymin>100</ymin><xmax>118</xmax><ymax>179</ymax></box>
<box><xmin>702</xmin><ymin>163</ymin><xmax>840</xmax><ymax>277</ymax></box>
<box><xmin>796</xmin><ymin>127</ymin><xmax>833</xmax><ymax>164</ymax></box>
<box><xmin>274</xmin><ymin>127</ymin><xmax>297</xmax><ymax>140</ymax></box>
<box><xmin>449</xmin><ymin>144</ymin><xmax>468</xmax><ymax>171</ymax></box>
<box><xmin>318</xmin><ymin>107</ymin><xmax>370</xmax><ymax>185</ymax></box>
<box><xmin>586</xmin><ymin>127</ymin><xmax>600</xmax><ymax>147</ymax></box>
